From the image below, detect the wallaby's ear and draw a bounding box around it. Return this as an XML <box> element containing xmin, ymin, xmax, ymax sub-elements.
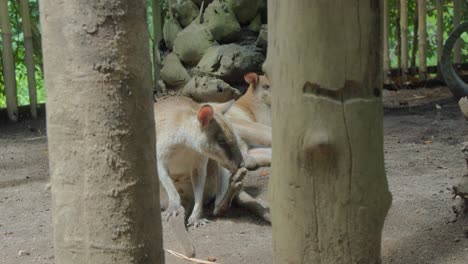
<box><xmin>198</xmin><ymin>105</ymin><xmax>214</xmax><ymax>127</ymax></box>
<box><xmin>244</xmin><ymin>72</ymin><xmax>259</xmax><ymax>86</ymax></box>
<box><xmin>219</xmin><ymin>99</ymin><xmax>235</xmax><ymax>115</ymax></box>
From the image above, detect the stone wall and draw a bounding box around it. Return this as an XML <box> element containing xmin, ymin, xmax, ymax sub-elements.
<box><xmin>158</xmin><ymin>0</ymin><xmax>267</xmax><ymax>102</ymax></box>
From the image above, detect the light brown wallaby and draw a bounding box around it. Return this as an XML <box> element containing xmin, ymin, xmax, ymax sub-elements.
<box><xmin>211</xmin><ymin>72</ymin><xmax>272</xmax><ymax>168</ymax></box>
<box><xmin>154</xmin><ymin>96</ymin><xmax>270</xmax><ymax>257</ymax></box>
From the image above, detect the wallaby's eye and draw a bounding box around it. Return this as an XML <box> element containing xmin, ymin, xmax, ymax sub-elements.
<box><xmin>263</xmin><ymin>85</ymin><xmax>270</xmax><ymax>90</ymax></box>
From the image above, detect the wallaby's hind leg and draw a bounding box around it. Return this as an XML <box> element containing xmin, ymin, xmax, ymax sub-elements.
<box><xmin>234</xmin><ymin>191</ymin><xmax>271</xmax><ymax>224</ymax></box>
<box><xmin>248</xmin><ymin>147</ymin><xmax>272</xmax><ymax>167</ymax></box>
<box><xmin>213</xmin><ymin>167</ymin><xmax>247</xmax><ymax>216</ymax></box>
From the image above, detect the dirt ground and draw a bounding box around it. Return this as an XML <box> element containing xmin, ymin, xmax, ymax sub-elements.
<box><xmin>1</xmin><ymin>87</ymin><xmax>468</xmax><ymax>264</ymax></box>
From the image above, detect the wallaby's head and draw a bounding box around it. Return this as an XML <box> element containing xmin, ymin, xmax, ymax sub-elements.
<box><xmin>244</xmin><ymin>72</ymin><xmax>271</xmax><ymax>108</ymax></box>
<box><xmin>197</xmin><ymin>102</ymin><xmax>244</xmax><ymax>172</ymax></box>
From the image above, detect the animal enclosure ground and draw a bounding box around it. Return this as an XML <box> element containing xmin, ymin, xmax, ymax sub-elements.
<box><xmin>1</xmin><ymin>87</ymin><xmax>468</xmax><ymax>264</ymax></box>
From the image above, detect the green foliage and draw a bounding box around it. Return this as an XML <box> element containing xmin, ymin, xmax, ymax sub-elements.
<box><xmin>387</xmin><ymin>0</ymin><xmax>467</xmax><ymax>68</ymax></box>
<box><xmin>0</xmin><ymin>0</ymin><xmax>44</xmax><ymax>108</ymax></box>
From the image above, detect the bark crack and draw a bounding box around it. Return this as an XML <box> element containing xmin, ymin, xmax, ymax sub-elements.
<box><xmin>341</xmin><ymin>92</ymin><xmax>354</xmax><ymax>263</ymax></box>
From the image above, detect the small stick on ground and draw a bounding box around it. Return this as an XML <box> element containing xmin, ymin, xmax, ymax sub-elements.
<box><xmin>166</xmin><ymin>249</ymin><xmax>219</xmax><ymax>264</ymax></box>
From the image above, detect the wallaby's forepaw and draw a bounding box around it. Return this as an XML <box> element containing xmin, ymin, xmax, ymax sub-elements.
<box><xmin>187</xmin><ymin>216</ymin><xmax>210</xmax><ymax>228</ymax></box>
<box><xmin>230</xmin><ymin>167</ymin><xmax>247</xmax><ymax>189</ymax></box>
<box><xmin>213</xmin><ymin>168</ymin><xmax>247</xmax><ymax>216</ymax></box>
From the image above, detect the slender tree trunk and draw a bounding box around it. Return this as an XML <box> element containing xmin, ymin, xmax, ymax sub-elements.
<box><xmin>31</xmin><ymin>23</ymin><xmax>44</xmax><ymax>74</ymax></box>
<box><xmin>411</xmin><ymin>1</ymin><xmax>419</xmax><ymax>69</ymax></box>
<box><xmin>152</xmin><ymin>0</ymin><xmax>162</xmax><ymax>90</ymax></box>
<box><xmin>0</xmin><ymin>0</ymin><xmax>18</xmax><ymax>122</ymax></box>
<box><xmin>19</xmin><ymin>0</ymin><xmax>37</xmax><ymax>119</ymax></box>
<box><xmin>453</xmin><ymin>0</ymin><xmax>461</xmax><ymax>64</ymax></box>
<box><xmin>401</xmin><ymin>0</ymin><xmax>409</xmax><ymax>82</ymax></box>
<box><xmin>383</xmin><ymin>0</ymin><xmax>391</xmax><ymax>84</ymax></box>
<box><xmin>418</xmin><ymin>0</ymin><xmax>427</xmax><ymax>80</ymax></box>
<box><xmin>266</xmin><ymin>1</ymin><xmax>392</xmax><ymax>263</ymax></box>
<box><xmin>436</xmin><ymin>0</ymin><xmax>444</xmax><ymax>63</ymax></box>
<box><xmin>39</xmin><ymin>0</ymin><xmax>164</xmax><ymax>263</ymax></box>
<box><xmin>395</xmin><ymin>1</ymin><xmax>402</xmax><ymax>71</ymax></box>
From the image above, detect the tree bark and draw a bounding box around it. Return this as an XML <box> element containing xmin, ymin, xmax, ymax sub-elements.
<box><xmin>39</xmin><ymin>0</ymin><xmax>164</xmax><ymax>263</ymax></box>
<box><xmin>401</xmin><ymin>0</ymin><xmax>409</xmax><ymax>82</ymax></box>
<box><xmin>395</xmin><ymin>1</ymin><xmax>402</xmax><ymax>71</ymax></box>
<box><xmin>266</xmin><ymin>1</ymin><xmax>392</xmax><ymax>263</ymax></box>
<box><xmin>411</xmin><ymin>1</ymin><xmax>419</xmax><ymax>69</ymax></box>
<box><xmin>152</xmin><ymin>0</ymin><xmax>162</xmax><ymax>90</ymax></box>
<box><xmin>19</xmin><ymin>0</ymin><xmax>37</xmax><ymax>119</ymax></box>
<box><xmin>383</xmin><ymin>0</ymin><xmax>391</xmax><ymax>84</ymax></box>
<box><xmin>436</xmin><ymin>0</ymin><xmax>443</xmax><ymax>64</ymax></box>
<box><xmin>0</xmin><ymin>0</ymin><xmax>18</xmax><ymax>122</ymax></box>
<box><xmin>453</xmin><ymin>0</ymin><xmax>461</xmax><ymax>64</ymax></box>
<box><xmin>31</xmin><ymin>22</ymin><xmax>44</xmax><ymax>74</ymax></box>
<box><xmin>418</xmin><ymin>0</ymin><xmax>427</xmax><ymax>80</ymax></box>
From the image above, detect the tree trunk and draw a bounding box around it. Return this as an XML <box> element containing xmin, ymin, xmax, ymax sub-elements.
<box><xmin>0</xmin><ymin>0</ymin><xmax>18</xmax><ymax>122</ymax></box>
<box><xmin>383</xmin><ymin>0</ymin><xmax>391</xmax><ymax>84</ymax></box>
<box><xmin>453</xmin><ymin>0</ymin><xmax>461</xmax><ymax>64</ymax></box>
<box><xmin>395</xmin><ymin>1</ymin><xmax>402</xmax><ymax>71</ymax></box>
<box><xmin>401</xmin><ymin>0</ymin><xmax>409</xmax><ymax>82</ymax></box>
<box><xmin>411</xmin><ymin>1</ymin><xmax>419</xmax><ymax>69</ymax></box>
<box><xmin>152</xmin><ymin>0</ymin><xmax>163</xmax><ymax>90</ymax></box>
<box><xmin>266</xmin><ymin>1</ymin><xmax>392</xmax><ymax>263</ymax></box>
<box><xmin>31</xmin><ymin>22</ymin><xmax>44</xmax><ymax>74</ymax></box>
<box><xmin>436</xmin><ymin>0</ymin><xmax>443</xmax><ymax>64</ymax></box>
<box><xmin>39</xmin><ymin>0</ymin><xmax>165</xmax><ymax>263</ymax></box>
<box><xmin>418</xmin><ymin>0</ymin><xmax>427</xmax><ymax>80</ymax></box>
<box><xmin>19</xmin><ymin>0</ymin><xmax>37</xmax><ymax>119</ymax></box>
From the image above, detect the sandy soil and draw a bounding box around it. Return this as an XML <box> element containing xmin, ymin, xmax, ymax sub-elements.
<box><xmin>1</xmin><ymin>87</ymin><xmax>468</xmax><ymax>264</ymax></box>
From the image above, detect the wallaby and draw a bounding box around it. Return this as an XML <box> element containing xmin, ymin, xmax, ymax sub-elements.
<box><xmin>211</xmin><ymin>72</ymin><xmax>272</xmax><ymax>168</ymax></box>
<box><xmin>230</xmin><ymin>72</ymin><xmax>271</xmax><ymax>126</ymax></box>
<box><xmin>154</xmin><ymin>96</ymin><xmax>270</xmax><ymax>256</ymax></box>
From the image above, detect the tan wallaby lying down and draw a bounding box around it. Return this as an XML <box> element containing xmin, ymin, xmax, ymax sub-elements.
<box><xmin>155</xmin><ymin>96</ymin><xmax>270</xmax><ymax>256</ymax></box>
<box><xmin>212</xmin><ymin>72</ymin><xmax>272</xmax><ymax>168</ymax></box>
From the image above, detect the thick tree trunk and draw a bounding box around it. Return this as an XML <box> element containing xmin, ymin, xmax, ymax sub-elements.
<box><xmin>0</xmin><ymin>0</ymin><xmax>18</xmax><ymax>122</ymax></box>
<box><xmin>19</xmin><ymin>0</ymin><xmax>37</xmax><ymax>119</ymax></box>
<box><xmin>39</xmin><ymin>0</ymin><xmax>164</xmax><ymax>263</ymax></box>
<box><xmin>436</xmin><ymin>0</ymin><xmax>443</xmax><ymax>63</ymax></box>
<box><xmin>266</xmin><ymin>1</ymin><xmax>392</xmax><ymax>263</ymax></box>
<box><xmin>401</xmin><ymin>0</ymin><xmax>409</xmax><ymax>82</ymax></box>
<box><xmin>418</xmin><ymin>0</ymin><xmax>427</xmax><ymax>80</ymax></box>
<box><xmin>453</xmin><ymin>0</ymin><xmax>461</xmax><ymax>64</ymax></box>
<box><xmin>383</xmin><ymin>0</ymin><xmax>391</xmax><ymax>84</ymax></box>
<box><xmin>152</xmin><ymin>0</ymin><xmax>162</xmax><ymax>90</ymax></box>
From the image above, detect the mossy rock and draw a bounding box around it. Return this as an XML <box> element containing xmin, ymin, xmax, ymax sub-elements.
<box><xmin>160</xmin><ymin>53</ymin><xmax>191</xmax><ymax>87</ymax></box>
<box><xmin>163</xmin><ymin>18</ymin><xmax>183</xmax><ymax>50</ymax></box>
<box><xmin>225</xmin><ymin>0</ymin><xmax>264</xmax><ymax>24</ymax></box>
<box><xmin>173</xmin><ymin>22</ymin><xmax>218</xmax><ymax>66</ymax></box>
<box><xmin>181</xmin><ymin>76</ymin><xmax>241</xmax><ymax>102</ymax></box>
<box><xmin>175</xmin><ymin>0</ymin><xmax>200</xmax><ymax>27</ymax></box>
<box><xmin>203</xmin><ymin>0</ymin><xmax>241</xmax><ymax>42</ymax></box>
<box><xmin>194</xmin><ymin>44</ymin><xmax>265</xmax><ymax>84</ymax></box>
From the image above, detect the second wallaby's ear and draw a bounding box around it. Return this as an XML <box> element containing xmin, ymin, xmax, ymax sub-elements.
<box><xmin>198</xmin><ymin>105</ymin><xmax>214</xmax><ymax>127</ymax></box>
<box><xmin>219</xmin><ymin>99</ymin><xmax>235</xmax><ymax>115</ymax></box>
<box><xmin>244</xmin><ymin>72</ymin><xmax>259</xmax><ymax>86</ymax></box>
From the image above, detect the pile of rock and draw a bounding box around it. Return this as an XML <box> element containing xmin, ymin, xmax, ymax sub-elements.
<box><xmin>158</xmin><ymin>0</ymin><xmax>268</xmax><ymax>102</ymax></box>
